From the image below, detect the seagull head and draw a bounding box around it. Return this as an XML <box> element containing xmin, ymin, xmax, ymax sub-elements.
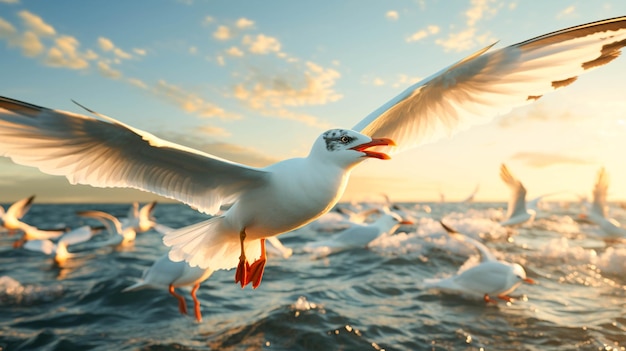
<box><xmin>310</xmin><ymin>129</ymin><xmax>395</xmax><ymax>168</ymax></box>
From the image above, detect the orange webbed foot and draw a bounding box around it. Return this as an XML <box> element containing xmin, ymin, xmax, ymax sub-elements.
<box><xmin>247</xmin><ymin>257</ymin><xmax>266</xmax><ymax>289</ymax></box>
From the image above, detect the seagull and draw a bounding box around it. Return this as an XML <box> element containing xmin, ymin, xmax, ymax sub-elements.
<box><xmin>499</xmin><ymin>164</ymin><xmax>536</xmax><ymax>228</ymax></box>
<box><xmin>0</xmin><ymin>195</ymin><xmax>34</xmax><ymax>233</ymax></box>
<box><xmin>121</xmin><ymin>201</ymin><xmax>170</xmax><ymax>234</ymax></box>
<box><xmin>579</xmin><ymin>167</ymin><xmax>626</xmax><ymax>238</ymax></box>
<box><xmin>302</xmin><ymin>208</ymin><xmax>413</xmax><ymax>254</ymax></box>
<box><xmin>0</xmin><ymin>17</ymin><xmax>625</xmax><ymax>289</ymax></box>
<box><xmin>22</xmin><ymin>225</ymin><xmax>95</xmax><ymax>264</ymax></box>
<box><xmin>122</xmin><ymin>253</ymin><xmax>213</xmax><ymax>322</ymax></box>
<box><xmin>76</xmin><ymin>210</ymin><xmax>137</xmax><ymax>248</ymax></box>
<box><xmin>424</xmin><ymin>221</ymin><xmax>535</xmax><ymax>303</ymax></box>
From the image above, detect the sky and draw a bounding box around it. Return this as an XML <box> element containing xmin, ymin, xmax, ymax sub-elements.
<box><xmin>0</xmin><ymin>0</ymin><xmax>626</xmax><ymax>204</ymax></box>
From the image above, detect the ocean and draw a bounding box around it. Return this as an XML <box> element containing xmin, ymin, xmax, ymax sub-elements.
<box><xmin>1</xmin><ymin>201</ymin><xmax>625</xmax><ymax>351</ymax></box>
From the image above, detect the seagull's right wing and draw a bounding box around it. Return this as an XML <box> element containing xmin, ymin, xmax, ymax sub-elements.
<box><xmin>591</xmin><ymin>167</ymin><xmax>609</xmax><ymax>218</ymax></box>
<box><xmin>499</xmin><ymin>164</ymin><xmax>527</xmax><ymax>219</ymax></box>
<box><xmin>0</xmin><ymin>97</ymin><xmax>270</xmax><ymax>214</ymax></box>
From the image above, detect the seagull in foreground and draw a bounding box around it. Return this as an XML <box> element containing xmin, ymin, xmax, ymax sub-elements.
<box><xmin>123</xmin><ymin>253</ymin><xmax>213</xmax><ymax>322</ymax></box>
<box><xmin>0</xmin><ymin>18</ymin><xmax>625</xmax><ymax>290</ymax></box>
<box><xmin>579</xmin><ymin>167</ymin><xmax>626</xmax><ymax>238</ymax></box>
<box><xmin>424</xmin><ymin>221</ymin><xmax>535</xmax><ymax>303</ymax></box>
<box><xmin>499</xmin><ymin>164</ymin><xmax>536</xmax><ymax>228</ymax></box>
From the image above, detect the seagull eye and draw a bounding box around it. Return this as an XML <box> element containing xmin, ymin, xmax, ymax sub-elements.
<box><xmin>340</xmin><ymin>135</ymin><xmax>351</xmax><ymax>143</ymax></box>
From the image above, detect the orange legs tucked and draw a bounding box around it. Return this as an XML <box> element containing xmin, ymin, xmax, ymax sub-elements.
<box><xmin>484</xmin><ymin>293</ymin><xmax>513</xmax><ymax>304</ymax></box>
<box><xmin>235</xmin><ymin>228</ymin><xmax>267</xmax><ymax>289</ymax></box>
<box><xmin>169</xmin><ymin>284</ymin><xmax>188</xmax><ymax>315</ymax></box>
<box><xmin>190</xmin><ymin>283</ymin><xmax>202</xmax><ymax>322</ymax></box>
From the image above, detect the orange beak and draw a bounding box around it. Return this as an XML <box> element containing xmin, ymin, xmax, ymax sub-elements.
<box><xmin>350</xmin><ymin>138</ymin><xmax>395</xmax><ymax>160</ymax></box>
<box><xmin>524</xmin><ymin>278</ymin><xmax>536</xmax><ymax>285</ymax></box>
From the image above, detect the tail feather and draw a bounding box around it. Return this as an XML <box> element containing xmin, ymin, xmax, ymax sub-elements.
<box><xmin>163</xmin><ymin>216</ymin><xmax>262</xmax><ymax>271</ymax></box>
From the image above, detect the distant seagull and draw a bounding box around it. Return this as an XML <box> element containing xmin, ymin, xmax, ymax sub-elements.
<box><xmin>303</xmin><ymin>208</ymin><xmax>413</xmax><ymax>254</ymax></box>
<box><xmin>424</xmin><ymin>221</ymin><xmax>535</xmax><ymax>303</ymax></box>
<box><xmin>121</xmin><ymin>201</ymin><xmax>174</xmax><ymax>235</ymax></box>
<box><xmin>123</xmin><ymin>253</ymin><xmax>213</xmax><ymax>322</ymax></box>
<box><xmin>461</xmin><ymin>184</ymin><xmax>480</xmax><ymax>203</ymax></box>
<box><xmin>0</xmin><ymin>195</ymin><xmax>34</xmax><ymax>233</ymax></box>
<box><xmin>579</xmin><ymin>167</ymin><xmax>626</xmax><ymax>238</ymax></box>
<box><xmin>499</xmin><ymin>164</ymin><xmax>536</xmax><ymax>228</ymax></box>
<box><xmin>76</xmin><ymin>210</ymin><xmax>137</xmax><ymax>248</ymax></box>
<box><xmin>23</xmin><ymin>225</ymin><xmax>96</xmax><ymax>265</ymax></box>
<box><xmin>0</xmin><ymin>17</ymin><xmax>626</xmax><ymax>290</ymax></box>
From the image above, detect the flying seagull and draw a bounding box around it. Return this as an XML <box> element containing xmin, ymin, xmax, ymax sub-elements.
<box><xmin>0</xmin><ymin>17</ymin><xmax>625</xmax><ymax>289</ymax></box>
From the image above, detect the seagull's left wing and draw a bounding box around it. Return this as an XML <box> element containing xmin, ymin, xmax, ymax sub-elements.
<box><xmin>7</xmin><ymin>195</ymin><xmax>35</xmax><ymax>220</ymax></box>
<box><xmin>353</xmin><ymin>16</ymin><xmax>626</xmax><ymax>154</ymax></box>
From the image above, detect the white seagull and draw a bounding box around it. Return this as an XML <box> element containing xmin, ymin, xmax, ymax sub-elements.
<box><xmin>0</xmin><ymin>17</ymin><xmax>626</xmax><ymax>289</ymax></box>
<box><xmin>123</xmin><ymin>253</ymin><xmax>213</xmax><ymax>322</ymax></box>
<box><xmin>76</xmin><ymin>210</ymin><xmax>137</xmax><ymax>248</ymax></box>
<box><xmin>499</xmin><ymin>164</ymin><xmax>536</xmax><ymax>228</ymax></box>
<box><xmin>302</xmin><ymin>208</ymin><xmax>413</xmax><ymax>254</ymax></box>
<box><xmin>424</xmin><ymin>221</ymin><xmax>535</xmax><ymax>303</ymax></box>
<box><xmin>22</xmin><ymin>225</ymin><xmax>95</xmax><ymax>264</ymax></box>
<box><xmin>0</xmin><ymin>195</ymin><xmax>34</xmax><ymax>233</ymax></box>
<box><xmin>579</xmin><ymin>167</ymin><xmax>626</xmax><ymax>238</ymax></box>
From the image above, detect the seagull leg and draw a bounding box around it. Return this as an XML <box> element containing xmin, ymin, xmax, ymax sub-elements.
<box><xmin>169</xmin><ymin>284</ymin><xmax>188</xmax><ymax>315</ymax></box>
<box><xmin>247</xmin><ymin>238</ymin><xmax>267</xmax><ymax>289</ymax></box>
<box><xmin>190</xmin><ymin>283</ymin><xmax>202</xmax><ymax>322</ymax></box>
<box><xmin>497</xmin><ymin>294</ymin><xmax>513</xmax><ymax>302</ymax></box>
<box><xmin>483</xmin><ymin>294</ymin><xmax>497</xmax><ymax>304</ymax></box>
<box><xmin>235</xmin><ymin>228</ymin><xmax>249</xmax><ymax>288</ymax></box>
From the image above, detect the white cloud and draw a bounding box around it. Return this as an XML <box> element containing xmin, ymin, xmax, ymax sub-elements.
<box><xmin>17</xmin><ymin>31</ymin><xmax>44</xmax><ymax>57</ymax></box>
<box><xmin>127</xmin><ymin>77</ymin><xmax>147</xmax><ymax>89</ymax></box>
<box><xmin>153</xmin><ymin>80</ymin><xmax>240</xmax><ymax>120</ymax></box>
<box><xmin>98</xmin><ymin>37</ymin><xmax>114</xmax><ymax>51</ymax></box>
<box><xmin>242</xmin><ymin>34</ymin><xmax>281</xmax><ymax>54</ymax></box>
<box><xmin>18</xmin><ymin>10</ymin><xmax>55</xmax><ymax>36</ymax></box>
<box><xmin>236</xmin><ymin>17</ymin><xmax>254</xmax><ymax>29</ymax></box>
<box><xmin>203</xmin><ymin>16</ymin><xmax>214</xmax><ymax>25</ymax></box>
<box><xmin>406</xmin><ymin>25</ymin><xmax>440</xmax><ymax>42</ymax></box>
<box><xmin>0</xmin><ymin>17</ymin><xmax>16</xmax><ymax>38</ymax></box>
<box><xmin>216</xmin><ymin>55</ymin><xmax>225</xmax><ymax>66</ymax></box>
<box><xmin>97</xmin><ymin>61</ymin><xmax>122</xmax><ymax>79</ymax></box>
<box><xmin>113</xmin><ymin>47</ymin><xmax>132</xmax><ymax>60</ymax></box>
<box><xmin>466</xmin><ymin>0</ymin><xmax>498</xmax><ymax>27</ymax></box>
<box><xmin>556</xmin><ymin>5</ymin><xmax>576</xmax><ymax>19</ymax></box>
<box><xmin>189</xmin><ymin>46</ymin><xmax>197</xmax><ymax>55</ymax></box>
<box><xmin>225</xmin><ymin>46</ymin><xmax>244</xmax><ymax>57</ymax></box>
<box><xmin>0</xmin><ymin>0</ymin><xmax>20</xmax><ymax>3</ymax></box>
<box><xmin>372</xmin><ymin>78</ymin><xmax>385</xmax><ymax>86</ymax></box>
<box><xmin>197</xmin><ymin>125</ymin><xmax>231</xmax><ymax>137</ymax></box>
<box><xmin>44</xmin><ymin>35</ymin><xmax>89</xmax><ymax>70</ymax></box>
<box><xmin>133</xmin><ymin>48</ymin><xmax>146</xmax><ymax>56</ymax></box>
<box><xmin>213</xmin><ymin>25</ymin><xmax>232</xmax><ymax>40</ymax></box>
<box><xmin>434</xmin><ymin>0</ymin><xmax>499</xmax><ymax>52</ymax></box>
<box><xmin>386</xmin><ymin>10</ymin><xmax>399</xmax><ymax>21</ymax></box>
<box><xmin>233</xmin><ymin>60</ymin><xmax>341</xmax><ymax>129</ymax></box>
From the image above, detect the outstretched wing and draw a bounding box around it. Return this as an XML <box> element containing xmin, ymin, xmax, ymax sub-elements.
<box><xmin>499</xmin><ymin>164</ymin><xmax>527</xmax><ymax>220</ymax></box>
<box><xmin>353</xmin><ymin>17</ymin><xmax>626</xmax><ymax>154</ymax></box>
<box><xmin>0</xmin><ymin>97</ymin><xmax>269</xmax><ymax>214</ymax></box>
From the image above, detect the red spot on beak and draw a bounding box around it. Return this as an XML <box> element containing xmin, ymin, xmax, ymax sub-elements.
<box><xmin>350</xmin><ymin>138</ymin><xmax>395</xmax><ymax>160</ymax></box>
<box><xmin>399</xmin><ymin>220</ymin><xmax>414</xmax><ymax>225</ymax></box>
<box><xmin>524</xmin><ymin>278</ymin><xmax>536</xmax><ymax>285</ymax></box>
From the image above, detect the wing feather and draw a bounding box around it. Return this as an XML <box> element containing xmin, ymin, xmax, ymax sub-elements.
<box><xmin>0</xmin><ymin>97</ymin><xmax>269</xmax><ymax>214</ymax></box>
<box><xmin>353</xmin><ymin>16</ymin><xmax>626</xmax><ymax>154</ymax></box>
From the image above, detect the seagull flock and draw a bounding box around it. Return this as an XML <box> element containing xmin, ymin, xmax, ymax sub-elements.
<box><xmin>1</xmin><ymin>17</ymin><xmax>626</xmax><ymax>322</ymax></box>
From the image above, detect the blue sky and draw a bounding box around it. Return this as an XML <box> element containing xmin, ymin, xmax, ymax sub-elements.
<box><xmin>0</xmin><ymin>0</ymin><xmax>626</xmax><ymax>203</ymax></box>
